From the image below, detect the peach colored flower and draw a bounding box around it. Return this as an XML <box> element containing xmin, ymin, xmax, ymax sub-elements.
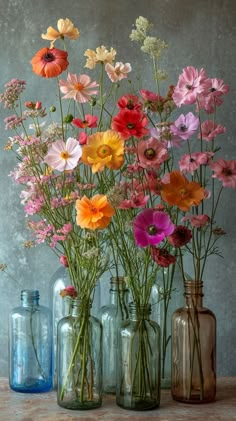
<box><xmin>31</xmin><ymin>47</ymin><xmax>69</xmax><ymax>78</ymax></box>
<box><xmin>81</xmin><ymin>130</ymin><xmax>124</xmax><ymax>173</ymax></box>
<box><xmin>76</xmin><ymin>194</ymin><xmax>115</xmax><ymax>230</ymax></box>
<box><xmin>105</xmin><ymin>62</ymin><xmax>132</xmax><ymax>82</ymax></box>
<box><xmin>41</xmin><ymin>18</ymin><xmax>80</xmax><ymax>46</ymax></box>
<box><xmin>59</xmin><ymin>73</ymin><xmax>99</xmax><ymax>103</ymax></box>
<box><xmin>161</xmin><ymin>170</ymin><xmax>205</xmax><ymax>211</ymax></box>
<box><xmin>84</xmin><ymin>46</ymin><xmax>116</xmax><ymax>69</ymax></box>
<box><xmin>181</xmin><ymin>214</ymin><xmax>210</xmax><ymax>228</ymax></box>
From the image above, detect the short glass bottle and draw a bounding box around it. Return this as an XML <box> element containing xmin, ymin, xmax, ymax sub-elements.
<box><xmin>99</xmin><ymin>277</ymin><xmax>129</xmax><ymax>394</ymax></box>
<box><xmin>171</xmin><ymin>280</ymin><xmax>216</xmax><ymax>403</ymax></box>
<box><xmin>57</xmin><ymin>299</ymin><xmax>102</xmax><ymax>409</ymax></box>
<box><xmin>9</xmin><ymin>289</ymin><xmax>53</xmax><ymax>393</ymax></box>
<box><xmin>116</xmin><ymin>303</ymin><xmax>161</xmax><ymax>410</ymax></box>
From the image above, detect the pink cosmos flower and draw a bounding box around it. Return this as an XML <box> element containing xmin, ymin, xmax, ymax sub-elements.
<box><xmin>44</xmin><ymin>137</ymin><xmax>82</xmax><ymax>171</ymax></box>
<box><xmin>150</xmin><ymin>246</ymin><xmax>176</xmax><ymax>267</ymax></box>
<box><xmin>119</xmin><ymin>191</ymin><xmax>150</xmax><ymax>209</ymax></box>
<box><xmin>105</xmin><ymin>62</ymin><xmax>132</xmax><ymax>82</ymax></box>
<box><xmin>72</xmin><ymin>114</ymin><xmax>98</xmax><ymax>129</ymax></box>
<box><xmin>170</xmin><ymin>112</ymin><xmax>199</xmax><ymax>140</ymax></box>
<box><xmin>139</xmin><ymin>89</ymin><xmax>160</xmax><ymax>102</ymax></box>
<box><xmin>210</xmin><ymin>159</ymin><xmax>236</xmax><ymax>188</ymax></box>
<box><xmin>198</xmin><ymin>78</ymin><xmax>230</xmax><ymax>114</ymax></box>
<box><xmin>179</xmin><ymin>152</ymin><xmax>214</xmax><ymax>174</ymax></box>
<box><xmin>173</xmin><ymin>66</ymin><xmax>210</xmax><ymax>107</ymax></box>
<box><xmin>150</xmin><ymin>127</ymin><xmax>183</xmax><ymax>148</ymax></box>
<box><xmin>59</xmin><ymin>72</ymin><xmax>99</xmax><ymax>103</ymax></box>
<box><xmin>137</xmin><ymin>137</ymin><xmax>168</xmax><ymax>169</ymax></box>
<box><xmin>181</xmin><ymin>214</ymin><xmax>210</xmax><ymax>228</ymax></box>
<box><xmin>133</xmin><ymin>209</ymin><xmax>175</xmax><ymax>248</ymax></box>
<box><xmin>199</xmin><ymin>120</ymin><xmax>226</xmax><ymax>141</ymax></box>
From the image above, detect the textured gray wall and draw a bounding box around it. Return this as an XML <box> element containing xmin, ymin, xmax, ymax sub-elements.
<box><xmin>0</xmin><ymin>0</ymin><xmax>235</xmax><ymax>376</ymax></box>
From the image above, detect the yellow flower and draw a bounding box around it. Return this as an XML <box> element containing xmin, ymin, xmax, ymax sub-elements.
<box><xmin>41</xmin><ymin>18</ymin><xmax>80</xmax><ymax>46</ymax></box>
<box><xmin>84</xmin><ymin>46</ymin><xmax>116</xmax><ymax>69</ymax></box>
<box><xmin>81</xmin><ymin>130</ymin><xmax>124</xmax><ymax>173</ymax></box>
<box><xmin>76</xmin><ymin>194</ymin><xmax>115</xmax><ymax>230</ymax></box>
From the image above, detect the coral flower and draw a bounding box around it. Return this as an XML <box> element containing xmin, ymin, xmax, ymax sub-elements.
<box><xmin>31</xmin><ymin>47</ymin><xmax>69</xmax><ymax>78</ymax></box>
<box><xmin>84</xmin><ymin>46</ymin><xmax>116</xmax><ymax>69</ymax></box>
<box><xmin>60</xmin><ymin>285</ymin><xmax>77</xmax><ymax>298</ymax></box>
<box><xmin>181</xmin><ymin>214</ymin><xmax>210</xmax><ymax>228</ymax></box>
<box><xmin>59</xmin><ymin>73</ymin><xmax>99</xmax><ymax>103</ymax></box>
<box><xmin>112</xmin><ymin>109</ymin><xmax>149</xmax><ymax>140</ymax></box>
<box><xmin>133</xmin><ymin>209</ymin><xmax>175</xmax><ymax>248</ymax></box>
<box><xmin>76</xmin><ymin>194</ymin><xmax>115</xmax><ymax>230</ymax></box>
<box><xmin>81</xmin><ymin>130</ymin><xmax>124</xmax><ymax>173</ymax></box>
<box><xmin>137</xmin><ymin>137</ymin><xmax>168</xmax><ymax>169</ymax></box>
<box><xmin>199</xmin><ymin>120</ymin><xmax>226</xmax><ymax>141</ymax></box>
<box><xmin>117</xmin><ymin>94</ymin><xmax>142</xmax><ymax>111</ymax></box>
<box><xmin>178</xmin><ymin>152</ymin><xmax>214</xmax><ymax>174</ymax></box>
<box><xmin>150</xmin><ymin>246</ymin><xmax>176</xmax><ymax>267</ymax></box>
<box><xmin>41</xmin><ymin>18</ymin><xmax>80</xmax><ymax>45</ymax></box>
<box><xmin>210</xmin><ymin>159</ymin><xmax>236</xmax><ymax>188</ymax></box>
<box><xmin>161</xmin><ymin>170</ymin><xmax>205</xmax><ymax>211</ymax></box>
<box><xmin>44</xmin><ymin>137</ymin><xmax>82</xmax><ymax>171</ymax></box>
<box><xmin>73</xmin><ymin>114</ymin><xmax>98</xmax><ymax>129</ymax></box>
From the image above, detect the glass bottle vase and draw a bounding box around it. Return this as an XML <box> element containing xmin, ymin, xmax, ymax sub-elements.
<box><xmin>116</xmin><ymin>303</ymin><xmax>161</xmax><ymax>410</ymax></box>
<box><xmin>171</xmin><ymin>280</ymin><xmax>216</xmax><ymax>403</ymax></box>
<box><xmin>57</xmin><ymin>299</ymin><xmax>102</xmax><ymax>409</ymax></box>
<box><xmin>9</xmin><ymin>290</ymin><xmax>53</xmax><ymax>393</ymax></box>
<box><xmin>99</xmin><ymin>277</ymin><xmax>129</xmax><ymax>394</ymax></box>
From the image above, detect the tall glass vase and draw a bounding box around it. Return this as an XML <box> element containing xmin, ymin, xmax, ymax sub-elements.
<box><xmin>171</xmin><ymin>280</ymin><xmax>216</xmax><ymax>403</ymax></box>
<box><xmin>9</xmin><ymin>290</ymin><xmax>52</xmax><ymax>393</ymax></box>
<box><xmin>57</xmin><ymin>299</ymin><xmax>102</xmax><ymax>409</ymax></box>
<box><xmin>150</xmin><ymin>266</ymin><xmax>183</xmax><ymax>388</ymax></box>
<box><xmin>116</xmin><ymin>303</ymin><xmax>161</xmax><ymax>410</ymax></box>
<box><xmin>99</xmin><ymin>277</ymin><xmax>129</xmax><ymax>393</ymax></box>
<box><xmin>50</xmin><ymin>266</ymin><xmax>101</xmax><ymax>387</ymax></box>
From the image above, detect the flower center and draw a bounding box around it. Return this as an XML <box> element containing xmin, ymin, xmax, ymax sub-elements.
<box><xmin>179</xmin><ymin>124</ymin><xmax>187</xmax><ymax>132</ymax></box>
<box><xmin>222</xmin><ymin>168</ymin><xmax>232</xmax><ymax>176</ymax></box>
<box><xmin>180</xmin><ymin>188</ymin><xmax>187</xmax><ymax>196</ymax></box>
<box><xmin>144</xmin><ymin>147</ymin><xmax>156</xmax><ymax>160</ymax></box>
<box><xmin>147</xmin><ymin>224</ymin><xmax>158</xmax><ymax>235</ymax></box>
<box><xmin>60</xmin><ymin>151</ymin><xmax>70</xmax><ymax>160</ymax></box>
<box><xmin>43</xmin><ymin>52</ymin><xmax>55</xmax><ymax>62</ymax></box>
<box><xmin>97</xmin><ymin>144</ymin><xmax>112</xmax><ymax>158</ymax></box>
<box><xmin>89</xmin><ymin>205</ymin><xmax>99</xmax><ymax>214</ymax></box>
<box><xmin>186</xmin><ymin>84</ymin><xmax>193</xmax><ymax>90</ymax></box>
<box><xmin>127</xmin><ymin>123</ymin><xmax>135</xmax><ymax>129</ymax></box>
<box><xmin>74</xmin><ymin>82</ymin><xmax>85</xmax><ymax>91</ymax></box>
<box><xmin>210</xmin><ymin>87</ymin><xmax>216</xmax><ymax>92</ymax></box>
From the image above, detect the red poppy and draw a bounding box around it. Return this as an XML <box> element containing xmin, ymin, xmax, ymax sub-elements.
<box><xmin>31</xmin><ymin>47</ymin><xmax>69</xmax><ymax>78</ymax></box>
<box><xmin>111</xmin><ymin>109</ymin><xmax>149</xmax><ymax>140</ymax></box>
<box><xmin>150</xmin><ymin>246</ymin><xmax>176</xmax><ymax>267</ymax></box>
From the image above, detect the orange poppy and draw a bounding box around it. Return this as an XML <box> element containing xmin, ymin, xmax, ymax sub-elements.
<box><xmin>31</xmin><ymin>47</ymin><xmax>69</xmax><ymax>78</ymax></box>
<box><xmin>161</xmin><ymin>170</ymin><xmax>205</xmax><ymax>211</ymax></box>
<box><xmin>76</xmin><ymin>194</ymin><xmax>115</xmax><ymax>230</ymax></box>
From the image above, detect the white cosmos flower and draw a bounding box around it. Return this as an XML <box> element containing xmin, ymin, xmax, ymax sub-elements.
<box><xmin>44</xmin><ymin>137</ymin><xmax>82</xmax><ymax>171</ymax></box>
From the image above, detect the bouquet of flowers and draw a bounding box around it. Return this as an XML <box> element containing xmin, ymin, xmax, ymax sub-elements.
<box><xmin>1</xmin><ymin>15</ymin><xmax>235</xmax><ymax>407</ymax></box>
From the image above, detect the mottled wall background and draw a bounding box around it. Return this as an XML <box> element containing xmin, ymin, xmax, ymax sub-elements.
<box><xmin>0</xmin><ymin>0</ymin><xmax>235</xmax><ymax>376</ymax></box>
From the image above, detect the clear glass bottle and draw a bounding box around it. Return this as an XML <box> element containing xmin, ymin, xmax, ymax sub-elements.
<box><xmin>171</xmin><ymin>280</ymin><xmax>216</xmax><ymax>403</ymax></box>
<box><xmin>9</xmin><ymin>290</ymin><xmax>53</xmax><ymax>393</ymax></box>
<box><xmin>50</xmin><ymin>266</ymin><xmax>101</xmax><ymax>387</ymax></box>
<box><xmin>99</xmin><ymin>277</ymin><xmax>129</xmax><ymax>394</ymax></box>
<box><xmin>116</xmin><ymin>303</ymin><xmax>161</xmax><ymax>410</ymax></box>
<box><xmin>57</xmin><ymin>299</ymin><xmax>102</xmax><ymax>409</ymax></box>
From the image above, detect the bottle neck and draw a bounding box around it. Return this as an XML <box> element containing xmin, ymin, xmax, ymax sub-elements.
<box><xmin>129</xmin><ymin>303</ymin><xmax>151</xmax><ymax>321</ymax></box>
<box><xmin>71</xmin><ymin>298</ymin><xmax>91</xmax><ymax>318</ymax></box>
<box><xmin>184</xmin><ymin>281</ymin><xmax>203</xmax><ymax>308</ymax></box>
<box><xmin>109</xmin><ymin>277</ymin><xmax>129</xmax><ymax>305</ymax></box>
<box><xmin>21</xmin><ymin>290</ymin><xmax>40</xmax><ymax>307</ymax></box>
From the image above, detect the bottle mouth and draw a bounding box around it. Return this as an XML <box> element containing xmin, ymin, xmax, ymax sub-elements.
<box><xmin>21</xmin><ymin>289</ymin><xmax>40</xmax><ymax>301</ymax></box>
<box><xmin>184</xmin><ymin>280</ymin><xmax>203</xmax><ymax>296</ymax></box>
<box><xmin>129</xmin><ymin>302</ymin><xmax>151</xmax><ymax>318</ymax></box>
<box><xmin>110</xmin><ymin>276</ymin><xmax>129</xmax><ymax>292</ymax></box>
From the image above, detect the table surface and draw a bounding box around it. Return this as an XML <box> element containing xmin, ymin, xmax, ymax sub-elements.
<box><xmin>0</xmin><ymin>377</ymin><xmax>235</xmax><ymax>421</ymax></box>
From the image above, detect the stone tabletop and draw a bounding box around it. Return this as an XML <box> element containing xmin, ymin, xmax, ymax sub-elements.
<box><xmin>0</xmin><ymin>377</ymin><xmax>235</xmax><ymax>421</ymax></box>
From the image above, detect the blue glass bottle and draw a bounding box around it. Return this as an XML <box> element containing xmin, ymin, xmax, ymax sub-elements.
<box><xmin>9</xmin><ymin>289</ymin><xmax>53</xmax><ymax>393</ymax></box>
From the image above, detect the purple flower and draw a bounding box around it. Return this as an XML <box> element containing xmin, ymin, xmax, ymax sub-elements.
<box><xmin>170</xmin><ymin>112</ymin><xmax>199</xmax><ymax>141</ymax></box>
<box><xmin>133</xmin><ymin>209</ymin><xmax>175</xmax><ymax>248</ymax></box>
